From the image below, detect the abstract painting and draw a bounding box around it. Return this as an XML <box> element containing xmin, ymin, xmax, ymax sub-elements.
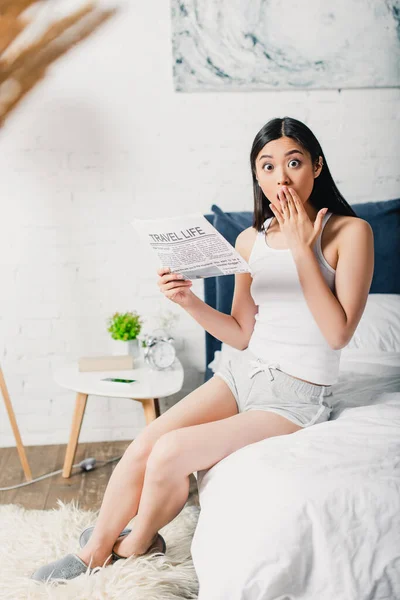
<box><xmin>171</xmin><ymin>0</ymin><xmax>400</xmax><ymax>92</ymax></box>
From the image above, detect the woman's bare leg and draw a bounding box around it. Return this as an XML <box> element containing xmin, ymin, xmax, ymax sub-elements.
<box><xmin>77</xmin><ymin>375</ymin><xmax>238</xmax><ymax>567</ymax></box>
<box><xmin>113</xmin><ymin>409</ymin><xmax>301</xmax><ymax>558</ymax></box>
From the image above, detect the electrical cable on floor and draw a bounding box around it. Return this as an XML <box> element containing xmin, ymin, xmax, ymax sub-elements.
<box><xmin>0</xmin><ymin>455</ymin><xmax>123</xmax><ymax>491</ymax></box>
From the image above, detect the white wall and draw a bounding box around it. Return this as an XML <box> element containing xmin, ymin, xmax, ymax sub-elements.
<box><xmin>0</xmin><ymin>1</ymin><xmax>399</xmax><ymax>447</ymax></box>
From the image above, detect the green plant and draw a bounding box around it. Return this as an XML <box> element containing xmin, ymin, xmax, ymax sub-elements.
<box><xmin>107</xmin><ymin>311</ymin><xmax>143</xmax><ymax>341</ymax></box>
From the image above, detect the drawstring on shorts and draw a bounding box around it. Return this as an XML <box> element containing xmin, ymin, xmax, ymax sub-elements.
<box><xmin>248</xmin><ymin>358</ymin><xmax>281</xmax><ymax>381</ymax></box>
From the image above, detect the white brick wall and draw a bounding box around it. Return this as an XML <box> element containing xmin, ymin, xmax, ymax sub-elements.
<box><xmin>0</xmin><ymin>1</ymin><xmax>399</xmax><ymax>447</ymax></box>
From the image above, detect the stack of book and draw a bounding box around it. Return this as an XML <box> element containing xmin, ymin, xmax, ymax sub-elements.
<box><xmin>78</xmin><ymin>355</ymin><xmax>135</xmax><ymax>372</ymax></box>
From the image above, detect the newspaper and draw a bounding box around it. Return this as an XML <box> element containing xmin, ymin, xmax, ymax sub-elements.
<box><xmin>132</xmin><ymin>212</ymin><xmax>251</xmax><ymax>280</ymax></box>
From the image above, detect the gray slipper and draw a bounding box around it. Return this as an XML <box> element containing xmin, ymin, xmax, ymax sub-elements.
<box><xmin>31</xmin><ymin>553</ymin><xmax>91</xmax><ymax>582</ymax></box>
<box><xmin>79</xmin><ymin>526</ymin><xmax>132</xmax><ymax>548</ymax></box>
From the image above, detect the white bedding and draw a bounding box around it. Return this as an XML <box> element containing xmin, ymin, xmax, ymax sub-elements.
<box><xmin>191</xmin><ymin>353</ymin><xmax>400</xmax><ymax>599</ymax></box>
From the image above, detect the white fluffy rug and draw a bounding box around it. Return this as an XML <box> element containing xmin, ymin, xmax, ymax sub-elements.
<box><xmin>0</xmin><ymin>500</ymin><xmax>201</xmax><ymax>600</ymax></box>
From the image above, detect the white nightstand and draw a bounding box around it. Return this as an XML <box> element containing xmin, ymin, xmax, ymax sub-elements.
<box><xmin>54</xmin><ymin>356</ymin><xmax>184</xmax><ymax>478</ymax></box>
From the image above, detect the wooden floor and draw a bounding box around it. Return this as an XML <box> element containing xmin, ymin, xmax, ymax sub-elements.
<box><xmin>0</xmin><ymin>441</ymin><xmax>199</xmax><ymax>511</ymax></box>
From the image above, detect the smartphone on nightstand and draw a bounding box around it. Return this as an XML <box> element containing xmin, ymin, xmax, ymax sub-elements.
<box><xmin>101</xmin><ymin>377</ymin><xmax>137</xmax><ymax>383</ymax></box>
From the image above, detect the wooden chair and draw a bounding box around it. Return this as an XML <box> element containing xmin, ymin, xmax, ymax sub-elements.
<box><xmin>0</xmin><ymin>366</ymin><xmax>32</xmax><ymax>481</ymax></box>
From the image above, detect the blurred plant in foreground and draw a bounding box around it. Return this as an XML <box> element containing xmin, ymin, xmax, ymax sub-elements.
<box><xmin>0</xmin><ymin>0</ymin><xmax>117</xmax><ymax>126</ymax></box>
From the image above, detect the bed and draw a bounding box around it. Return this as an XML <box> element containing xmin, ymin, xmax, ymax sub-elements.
<box><xmin>191</xmin><ymin>199</ymin><xmax>400</xmax><ymax>599</ymax></box>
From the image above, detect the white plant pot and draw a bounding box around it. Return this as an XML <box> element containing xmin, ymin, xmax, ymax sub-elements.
<box><xmin>110</xmin><ymin>338</ymin><xmax>140</xmax><ymax>358</ymax></box>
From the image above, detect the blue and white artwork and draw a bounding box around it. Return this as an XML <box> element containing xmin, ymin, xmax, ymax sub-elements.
<box><xmin>171</xmin><ymin>0</ymin><xmax>400</xmax><ymax>92</ymax></box>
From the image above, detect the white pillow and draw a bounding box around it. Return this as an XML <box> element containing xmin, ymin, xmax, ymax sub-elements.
<box><xmin>342</xmin><ymin>294</ymin><xmax>400</xmax><ymax>353</ymax></box>
<box><xmin>208</xmin><ymin>295</ymin><xmax>400</xmax><ymax>373</ymax></box>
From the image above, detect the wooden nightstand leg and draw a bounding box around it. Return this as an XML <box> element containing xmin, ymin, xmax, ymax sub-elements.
<box><xmin>62</xmin><ymin>392</ymin><xmax>88</xmax><ymax>478</ymax></box>
<box><xmin>0</xmin><ymin>367</ymin><xmax>32</xmax><ymax>481</ymax></box>
<box><xmin>141</xmin><ymin>398</ymin><xmax>161</xmax><ymax>425</ymax></box>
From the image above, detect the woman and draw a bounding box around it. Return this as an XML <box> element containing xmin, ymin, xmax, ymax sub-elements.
<box><xmin>32</xmin><ymin>116</ymin><xmax>374</xmax><ymax>582</ymax></box>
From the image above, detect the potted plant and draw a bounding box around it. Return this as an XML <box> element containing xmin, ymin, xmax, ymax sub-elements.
<box><xmin>107</xmin><ymin>311</ymin><xmax>144</xmax><ymax>358</ymax></box>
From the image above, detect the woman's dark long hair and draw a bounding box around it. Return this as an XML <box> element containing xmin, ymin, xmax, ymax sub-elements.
<box><xmin>250</xmin><ymin>116</ymin><xmax>357</xmax><ymax>231</ymax></box>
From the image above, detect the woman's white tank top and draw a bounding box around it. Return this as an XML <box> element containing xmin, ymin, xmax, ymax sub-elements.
<box><xmin>247</xmin><ymin>211</ymin><xmax>341</xmax><ymax>385</ymax></box>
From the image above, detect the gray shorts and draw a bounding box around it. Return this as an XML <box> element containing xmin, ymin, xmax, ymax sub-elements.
<box><xmin>213</xmin><ymin>347</ymin><xmax>333</xmax><ymax>428</ymax></box>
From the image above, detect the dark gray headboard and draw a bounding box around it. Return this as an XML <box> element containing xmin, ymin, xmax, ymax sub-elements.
<box><xmin>203</xmin><ymin>208</ymin><xmax>253</xmax><ymax>381</ymax></box>
<box><xmin>203</xmin><ymin>213</ymin><xmax>219</xmax><ymax>381</ymax></box>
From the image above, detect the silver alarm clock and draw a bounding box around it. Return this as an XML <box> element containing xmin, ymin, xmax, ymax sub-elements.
<box><xmin>143</xmin><ymin>332</ymin><xmax>176</xmax><ymax>370</ymax></box>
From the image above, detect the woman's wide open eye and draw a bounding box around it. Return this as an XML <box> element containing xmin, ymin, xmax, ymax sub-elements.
<box><xmin>262</xmin><ymin>159</ymin><xmax>301</xmax><ymax>171</ymax></box>
<box><xmin>289</xmin><ymin>159</ymin><xmax>301</xmax><ymax>168</ymax></box>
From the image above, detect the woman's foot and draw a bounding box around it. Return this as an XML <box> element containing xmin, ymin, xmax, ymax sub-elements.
<box><xmin>113</xmin><ymin>532</ymin><xmax>166</xmax><ymax>559</ymax></box>
<box><xmin>31</xmin><ymin>534</ymin><xmax>166</xmax><ymax>581</ymax></box>
<box><xmin>76</xmin><ymin>545</ymin><xmax>113</xmax><ymax>570</ymax></box>
<box><xmin>79</xmin><ymin>526</ymin><xmax>131</xmax><ymax>549</ymax></box>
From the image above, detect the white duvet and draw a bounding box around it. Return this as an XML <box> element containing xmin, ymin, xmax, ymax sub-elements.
<box><xmin>191</xmin><ymin>352</ymin><xmax>400</xmax><ymax>600</ymax></box>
